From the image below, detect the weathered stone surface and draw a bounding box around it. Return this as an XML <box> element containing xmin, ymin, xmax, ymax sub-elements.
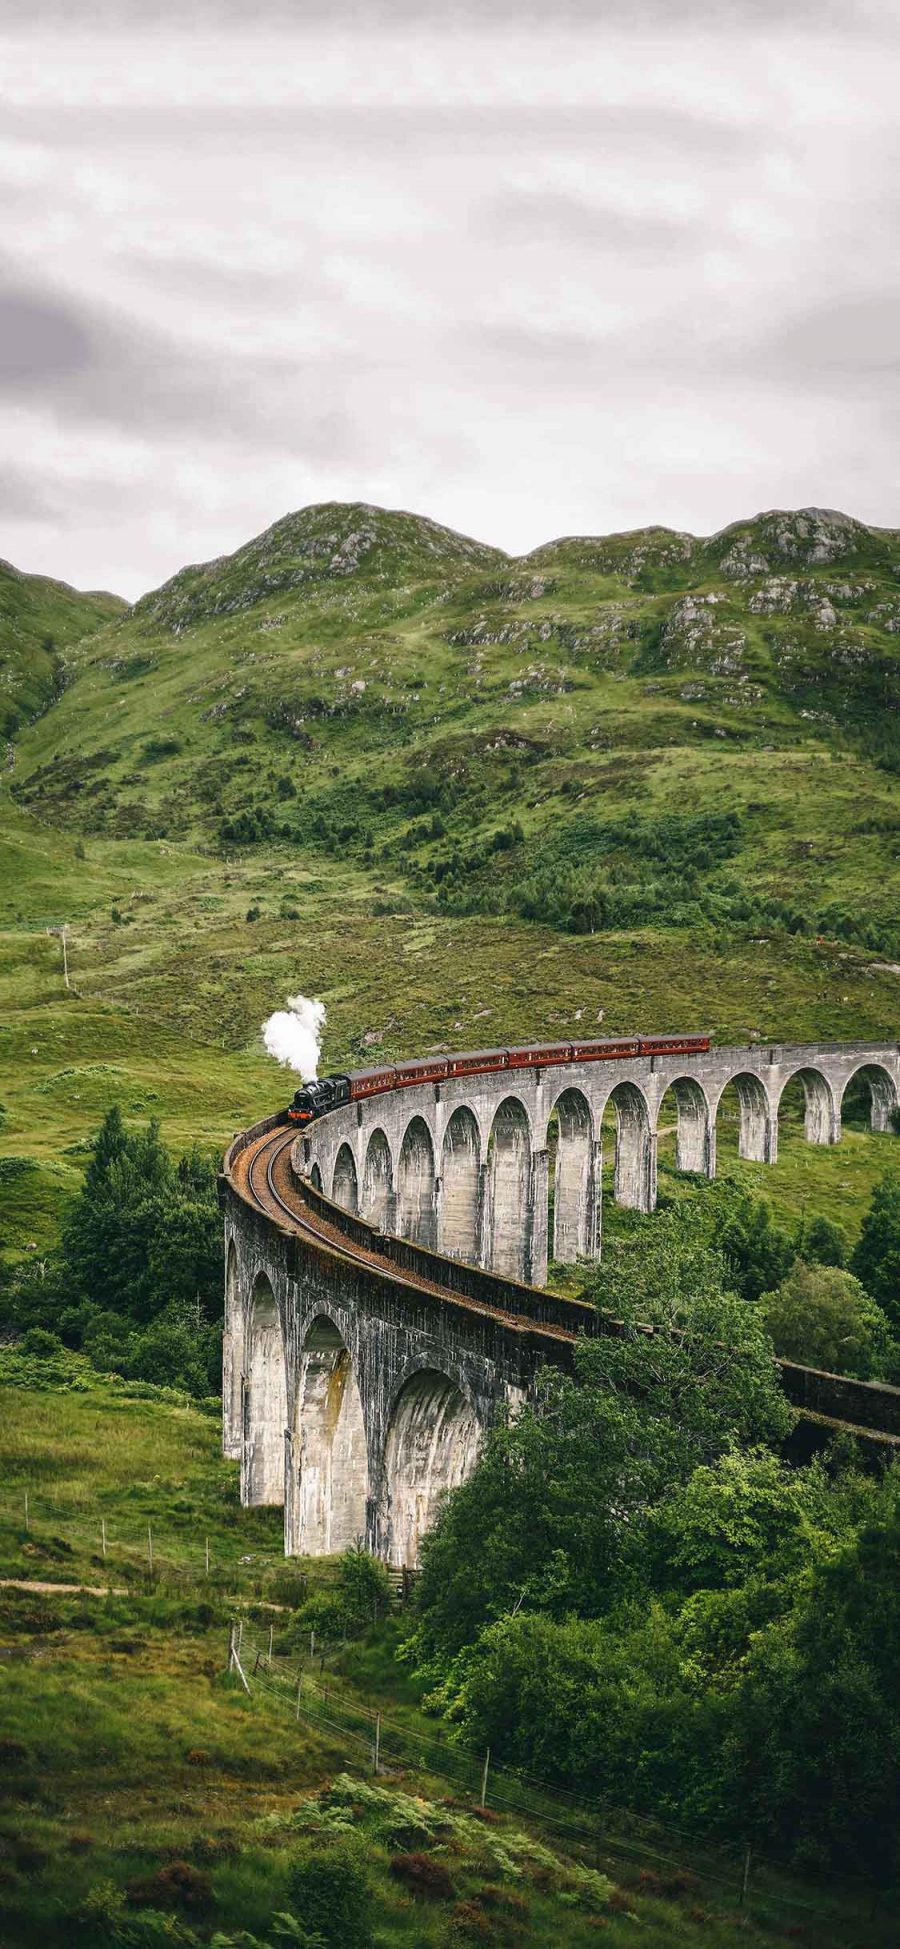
<box><xmin>225</xmin><ymin>1038</ymin><xmax>899</xmax><ymax>1564</ymax></box>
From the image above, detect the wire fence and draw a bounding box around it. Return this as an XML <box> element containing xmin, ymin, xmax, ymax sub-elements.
<box><xmin>0</xmin><ymin>1492</ymin><xmax>894</xmax><ymax>1940</ymax></box>
<box><xmin>0</xmin><ymin>1484</ymin><xmax>328</xmax><ymax>1601</ymax></box>
<box><xmin>234</xmin><ymin>1619</ymin><xmax>894</xmax><ymax>1944</ymax></box>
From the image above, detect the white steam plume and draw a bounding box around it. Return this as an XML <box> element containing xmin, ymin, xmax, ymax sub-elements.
<box><xmin>262</xmin><ymin>993</ymin><xmax>326</xmax><ymax>1079</ymax></box>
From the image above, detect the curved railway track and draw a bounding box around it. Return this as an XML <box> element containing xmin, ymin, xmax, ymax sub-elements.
<box><xmin>230</xmin><ymin>1119</ymin><xmax>581</xmax><ymax>1345</ymax></box>
<box><xmin>224</xmin><ymin>1116</ymin><xmax>900</xmax><ymax>1447</ymax></box>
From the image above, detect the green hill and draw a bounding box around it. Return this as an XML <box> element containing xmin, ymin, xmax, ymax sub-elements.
<box><xmin>0</xmin><ymin>501</ymin><xmax>898</xmax><ymax>1247</ymax></box>
<box><xmin>0</xmin><ymin>558</ymin><xmax>124</xmax><ymax>737</ymax></box>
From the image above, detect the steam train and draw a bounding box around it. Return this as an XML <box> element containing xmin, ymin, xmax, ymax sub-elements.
<box><xmin>287</xmin><ymin>1033</ymin><xmax>711</xmax><ymax>1126</ymax></box>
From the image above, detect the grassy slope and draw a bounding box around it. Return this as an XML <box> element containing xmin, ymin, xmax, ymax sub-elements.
<box><xmin>0</xmin><ymin>501</ymin><xmax>898</xmax><ymax>1252</ymax></box>
<box><xmin>0</xmin><ymin>557</ymin><xmax>124</xmax><ymax>735</ymax></box>
<box><xmin>0</xmin><ymin>1377</ymin><xmax>887</xmax><ymax>1949</ymax></box>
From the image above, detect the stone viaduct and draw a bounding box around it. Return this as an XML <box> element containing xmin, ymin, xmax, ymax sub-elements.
<box><xmin>221</xmin><ymin>1039</ymin><xmax>900</xmax><ymax>1568</ymax></box>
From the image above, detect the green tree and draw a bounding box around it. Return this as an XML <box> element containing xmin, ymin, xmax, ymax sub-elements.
<box><xmin>799</xmin><ymin>1212</ymin><xmax>848</xmax><ymax>1268</ymax></box>
<box><xmin>413</xmin><ymin>1214</ymin><xmax>792</xmax><ymax>1656</ymax></box>
<box><xmin>851</xmin><ymin>1174</ymin><xmax>900</xmax><ymax>1330</ymax></box>
<box><xmin>717</xmin><ymin>1191</ymin><xmax>795</xmax><ymax>1302</ymax></box>
<box><xmin>725</xmin><ymin>1470</ymin><xmax>900</xmax><ymax>1879</ymax></box>
<box><xmin>649</xmin><ymin>1447</ymin><xmax>815</xmax><ymax>1594</ymax></box>
<box><xmin>59</xmin><ymin>1110</ymin><xmax>221</xmax><ymax>1329</ymax></box>
<box><xmin>760</xmin><ymin>1260</ymin><xmax>895</xmax><ymax>1378</ymax></box>
<box><xmin>582</xmin><ymin>1213</ymin><xmax>794</xmax><ymax>1469</ymax></box>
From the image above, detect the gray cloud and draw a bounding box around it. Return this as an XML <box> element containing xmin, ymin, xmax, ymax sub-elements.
<box><xmin>0</xmin><ymin>2</ymin><xmax>897</xmax><ymax>597</ymax></box>
<box><xmin>760</xmin><ymin>295</ymin><xmax>900</xmax><ymax>377</ymax></box>
<box><xmin>1</xmin><ymin>1</ymin><xmax>891</xmax><ymax>25</ymax></box>
<box><xmin>478</xmin><ymin>189</ymin><xmax>706</xmax><ymax>259</ymax></box>
<box><xmin>0</xmin><ymin>290</ymin><xmax>93</xmax><ymax>384</ymax></box>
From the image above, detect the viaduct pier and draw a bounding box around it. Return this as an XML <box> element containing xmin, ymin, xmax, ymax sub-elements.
<box><xmin>221</xmin><ymin>1038</ymin><xmax>900</xmax><ymax>1567</ymax></box>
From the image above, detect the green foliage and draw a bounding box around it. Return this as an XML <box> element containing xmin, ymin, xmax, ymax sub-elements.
<box><xmin>728</xmin><ymin>1471</ymin><xmax>900</xmax><ymax>1878</ymax></box>
<box><xmin>412</xmin><ymin>1213</ymin><xmax>791</xmax><ymax>1658</ymax></box>
<box><xmin>799</xmin><ymin>1212</ymin><xmax>849</xmax><ymax>1268</ymax></box>
<box><xmin>284</xmin><ymin>1544</ymin><xmax>393</xmax><ymax>1648</ymax></box>
<box><xmin>717</xmin><ymin>1191</ymin><xmax>795</xmax><ymax>1302</ymax></box>
<box><xmin>649</xmin><ymin>1447</ymin><xmax>818</xmax><ymax>1593</ymax></box>
<box><xmin>851</xmin><ymin>1174</ymin><xmax>900</xmax><ymax>1330</ymax></box>
<box><xmin>285</xmin><ymin>1836</ymin><xmax>373</xmax><ymax>1949</ymax></box>
<box><xmin>0</xmin><ymin>1109</ymin><xmax>223</xmax><ymax>1395</ymax></box>
<box><xmin>416</xmin><ymin>1460</ymin><xmax>900</xmax><ymax>1878</ymax></box>
<box><xmin>18</xmin><ymin>1325</ymin><xmax>65</xmax><ymax>1358</ymax></box>
<box><xmin>72</xmin><ymin>1879</ymin><xmax>198</xmax><ymax>1944</ymax></box>
<box><xmin>581</xmin><ymin>1211</ymin><xmax>794</xmax><ymax>1462</ymax></box>
<box><xmin>408</xmin><ymin>1207</ymin><xmax>899</xmax><ymax>1879</ymax></box>
<box><xmin>760</xmin><ymin>1259</ymin><xmax>897</xmax><ymax>1379</ymax></box>
<box><xmin>60</xmin><ymin>1109</ymin><xmax>222</xmax><ymax>1325</ymax></box>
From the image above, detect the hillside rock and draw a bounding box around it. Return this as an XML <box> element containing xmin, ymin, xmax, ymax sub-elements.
<box><xmin>712</xmin><ymin>508</ymin><xmax>876</xmax><ymax>579</ymax></box>
<box><xmin>133</xmin><ymin>502</ymin><xmax>506</xmax><ymax>634</ymax></box>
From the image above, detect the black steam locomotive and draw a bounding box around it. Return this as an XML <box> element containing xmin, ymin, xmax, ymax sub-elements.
<box><xmin>288</xmin><ymin>1074</ymin><xmax>351</xmax><ymax>1125</ymax></box>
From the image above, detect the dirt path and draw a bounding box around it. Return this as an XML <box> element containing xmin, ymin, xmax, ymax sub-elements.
<box><xmin>0</xmin><ymin>1577</ymin><xmax>126</xmax><ymax>1595</ymax></box>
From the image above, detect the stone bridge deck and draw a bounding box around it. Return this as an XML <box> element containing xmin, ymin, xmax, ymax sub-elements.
<box><xmin>221</xmin><ymin>1036</ymin><xmax>899</xmax><ymax>1568</ymax></box>
<box><xmin>299</xmin><ymin>1038</ymin><xmax>900</xmax><ymax>1285</ymax></box>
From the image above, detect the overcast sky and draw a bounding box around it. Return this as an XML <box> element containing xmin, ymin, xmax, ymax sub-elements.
<box><xmin>1</xmin><ymin>0</ymin><xmax>897</xmax><ymax>599</ymax></box>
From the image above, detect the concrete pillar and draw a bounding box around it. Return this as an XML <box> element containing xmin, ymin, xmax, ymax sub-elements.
<box><xmin>477</xmin><ymin>1161</ymin><xmax>492</xmax><ymax>1268</ymax></box>
<box><xmin>585</xmin><ymin>1139</ymin><xmax>602</xmax><ymax>1259</ymax></box>
<box><xmin>287</xmin><ymin>1329</ymin><xmax>369</xmax><ymax>1556</ymax></box>
<box><xmin>283</xmin><ymin>1426</ymin><xmax>297</xmax><ymax>1553</ymax></box>
<box><xmin>705</xmin><ymin>1121</ymin><xmax>717</xmax><ymax>1179</ymax></box>
<box><xmin>528</xmin><ymin>1147</ymin><xmax>549</xmax><ymax>1286</ymax></box>
<box><xmin>646</xmin><ymin>1129</ymin><xmax>658</xmax><ymax>1212</ymax></box>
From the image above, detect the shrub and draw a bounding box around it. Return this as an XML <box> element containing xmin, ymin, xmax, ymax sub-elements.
<box><xmin>389</xmin><ymin>1851</ymin><xmax>456</xmax><ymax>1899</ymax></box>
<box><xmin>126</xmin><ymin>1861</ymin><xmax>212</xmax><ymax>1912</ymax></box>
<box><xmin>285</xmin><ymin>1836</ymin><xmax>373</xmax><ymax>1949</ymax></box>
<box><xmin>760</xmin><ymin>1260</ymin><xmax>895</xmax><ymax>1379</ymax></box>
<box><xmin>18</xmin><ymin>1326</ymin><xmax>65</xmax><ymax>1358</ymax></box>
<box><xmin>445</xmin><ymin>1900</ymin><xmax>495</xmax><ymax>1942</ymax></box>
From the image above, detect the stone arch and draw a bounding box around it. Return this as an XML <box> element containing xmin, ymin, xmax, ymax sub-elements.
<box><xmin>777</xmin><ymin>1067</ymin><xmax>839</xmax><ymax>1146</ymax></box>
<box><xmin>361</xmin><ymin>1128</ymin><xmax>392</xmax><ymax>1229</ymax></box>
<box><xmin>840</xmin><ymin>1063</ymin><xmax>898</xmax><ymax>1134</ymax></box>
<box><xmin>332</xmin><ymin>1142</ymin><xmax>359</xmax><ymax>1213</ymax></box>
<box><xmin>223</xmin><ymin>1238</ymin><xmax>243</xmax><ymax>1458</ymax></box>
<box><xmin>382</xmin><ymin>1368</ymin><xmax>481</xmax><ymax>1568</ymax></box>
<box><xmin>603</xmin><ymin>1080</ymin><xmax>654</xmax><ymax>1210</ymax></box>
<box><xmin>715</xmin><ymin>1071</ymin><xmax>774</xmax><ymax>1164</ymax></box>
<box><xmin>656</xmin><ymin>1076</ymin><xmax>713</xmax><ymax>1176</ymax></box>
<box><xmin>243</xmin><ymin>1271</ymin><xmax>287</xmax><ymax>1507</ymax></box>
<box><xmin>486</xmin><ymin>1095</ymin><xmax>532</xmax><ymax>1279</ymax></box>
<box><xmin>547</xmin><ymin>1088</ymin><xmax>595</xmax><ymax>1261</ymax></box>
<box><xmin>397</xmin><ymin>1116</ymin><xmax>437</xmax><ymax>1248</ymax></box>
<box><xmin>292</xmin><ymin>1315</ymin><xmax>368</xmax><ymax>1556</ymax></box>
<box><xmin>441</xmin><ymin>1106</ymin><xmax>482</xmax><ymax>1262</ymax></box>
<box><xmin>309</xmin><ymin>1161</ymin><xmax>323</xmax><ymax>1192</ymax></box>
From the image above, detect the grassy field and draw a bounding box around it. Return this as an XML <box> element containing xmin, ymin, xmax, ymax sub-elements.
<box><xmin>0</xmin><ymin>1375</ymin><xmax>891</xmax><ymax>1949</ymax></box>
<box><xmin>1</xmin><ymin>500</ymin><xmax>898</xmax><ymax>1257</ymax></box>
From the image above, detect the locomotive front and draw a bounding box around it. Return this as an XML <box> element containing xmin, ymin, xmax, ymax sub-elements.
<box><xmin>287</xmin><ymin>1074</ymin><xmax>351</xmax><ymax>1124</ymax></box>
